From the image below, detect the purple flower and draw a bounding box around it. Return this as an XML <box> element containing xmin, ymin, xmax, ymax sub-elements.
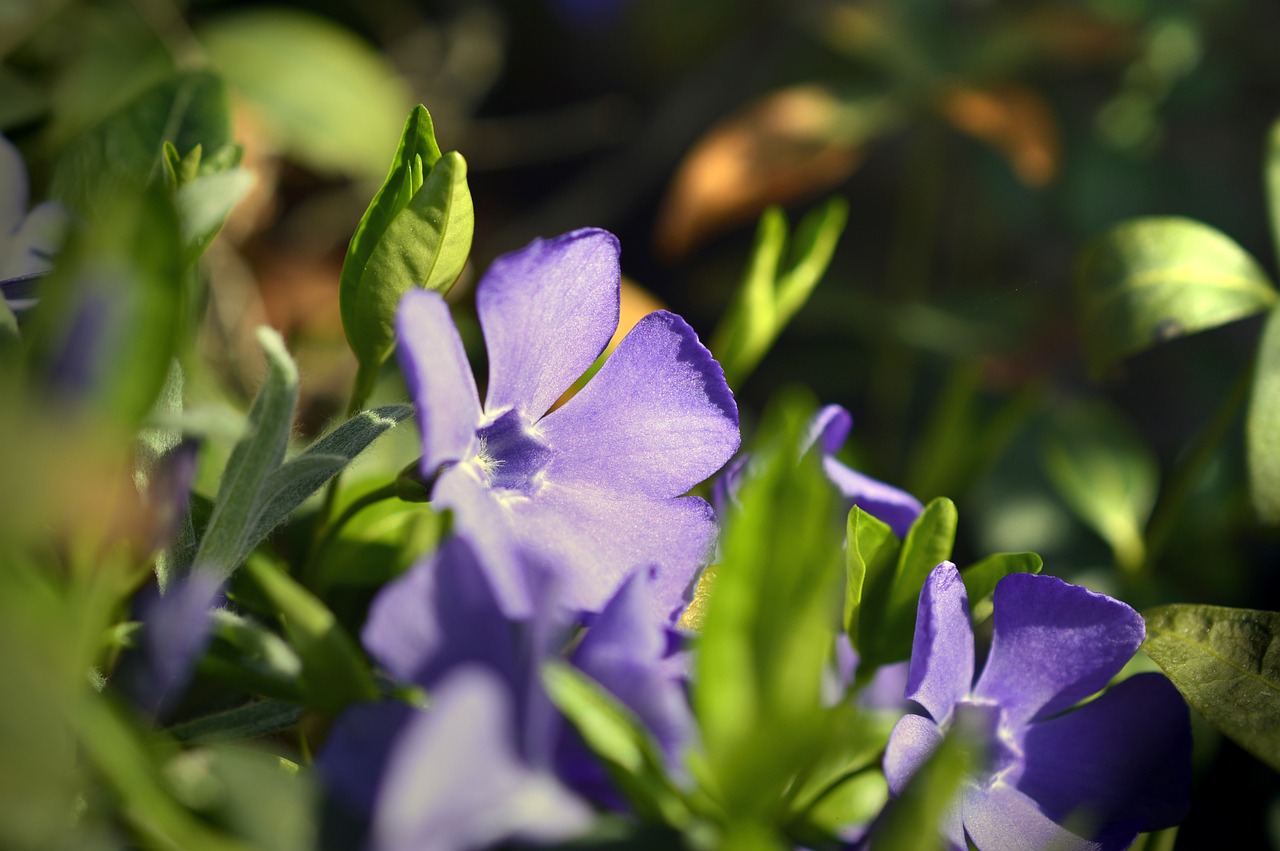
<box><xmin>0</xmin><ymin>133</ymin><xmax>66</xmax><ymax>312</ymax></box>
<box><xmin>713</xmin><ymin>404</ymin><xmax>922</xmax><ymax>539</ymax></box>
<box><xmin>883</xmin><ymin>563</ymin><xmax>1191</xmax><ymax>850</ymax></box>
<box><xmin>319</xmin><ymin>537</ymin><xmax>696</xmax><ymax>848</ymax></box>
<box><xmin>396</xmin><ymin>228</ymin><xmax>739</xmax><ymax>619</ymax></box>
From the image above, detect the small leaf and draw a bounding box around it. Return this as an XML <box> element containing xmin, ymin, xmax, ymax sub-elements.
<box><xmin>168</xmin><ymin>700</ymin><xmax>303</xmax><ymax>745</ymax></box>
<box><xmin>865</xmin><ymin>729</ymin><xmax>970</xmax><ymax>851</ymax></box>
<box><xmin>845</xmin><ymin>506</ymin><xmax>900</xmax><ymax>658</ymax></box>
<box><xmin>199</xmin><ymin>8</ymin><xmax>412</xmax><ymax>177</ymax></box>
<box><xmin>1076</xmin><ymin>216</ymin><xmax>1276</xmax><ymax>376</ymax></box>
<box><xmin>1143</xmin><ymin>604</ymin><xmax>1280</xmax><ymax>771</ymax></box>
<box><xmin>1248</xmin><ymin>305</ymin><xmax>1280</xmax><ymax>525</ymax></box>
<box><xmin>879</xmin><ymin>498</ymin><xmax>958</xmax><ymax>664</ymax></box>
<box><xmin>1265</xmin><ymin>117</ymin><xmax>1280</xmax><ymax>268</ymax></box>
<box><xmin>961</xmin><ymin>552</ymin><xmax>1043</xmax><ymax>623</ymax></box>
<box><xmin>194</xmin><ymin>328</ymin><xmax>299</xmax><ymax>580</ymax></box>
<box><xmin>175</xmin><ymin>168</ymin><xmax>255</xmax><ymax>266</ymax></box>
<box><xmin>203</xmin><ymin>610</ymin><xmax>304</xmax><ymax>703</ymax></box>
<box><xmin>938</xmin><ymin>84</ymin><xmax>1060</xmax><ymax>187</ymax></box>
<box><xmin>542</xmin><ymin>662</ymin><xmax>690</xmax><ymax>827</ymax></box>
<box><xmin>241</xmin><ymin>557</ymin><xmax>378</xmax><ymax>714</ymax></box>
<box><xmin>1042</xmin><ymin>403</ymin><xmax>1157</xmax><ymax>573</ymax></box>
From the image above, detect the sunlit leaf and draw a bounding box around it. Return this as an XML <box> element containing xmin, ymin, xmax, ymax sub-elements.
<box><xmin>175</xmin><ymin>168</ymin><xmax>255</xmax><ymax>266</ymax></box>
<box><xmin>864</xmin><ymin>730</ymin><xmax>970</xmax><ymax>851</ymax></box>
<box><xmin>1143</xmin><ymin>604</ymin><xmax>1280</xmax><ymax>771</ymax></box>
<box><xmin>1042</xmin><ymin>403</ymin><xmax>1156</xmax><ymax>574</ymax></box>
<box><xmin>655</xmin><ymin>87</ymin><xmax>893</xmax><ymax>258</ymax></box>
<box><xmin>1248</xmin><ymin>305</ymin><xmax>1280</xmax><ymax>525</ymax></box>
<box><xmin>880</xmin><ymin>497</ymin><xmax>958</xmax><ymax>664</ymax></box>
<box><xmin>1075</xmin><ymin>217</ymin><xmax>1276</xmax><ymax>377</ymax></box>
<box><xmin>961</xmin><ymin>551</ymin><xmax>1042</xmax><ymax>623</ymax></box>
<box><xmin>845</xmin><ymin>506</ymin><xmax>899</xmax><ymax>662</ymax></box>
<box><xmin>199</xmin><ymin>8</ymin><xmax>412</xmax><ymax>177</ymax></box>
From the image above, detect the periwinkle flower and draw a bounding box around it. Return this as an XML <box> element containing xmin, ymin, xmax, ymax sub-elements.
<box><xmin>396</xmin><ymin>228</ymin><xmax>739</xmax><ymax>618</ymax></box>
<box><xmin>883</xmin><ymin>563</ymin><xmax>1191</xmax><ymax>850</ymax></box>
<box><xmin>0</xmin><ymin>133</ymin><xmax>66</xmax><ymax>312</ymax></box>
<box><xmin>319</xmin><ymin>536</ymin><xmax>696</xmax><ymax>850</ymax></box>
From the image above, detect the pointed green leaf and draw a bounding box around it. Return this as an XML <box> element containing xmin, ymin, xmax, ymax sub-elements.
<box><xmin>241</xmin><ymin>558</ymin><xmax>378</xmax><ymax>714</ymax></box>
<box><xmin>1248</xmin><ymin>305</ymin><xmax>1280</xmax><ymax>525</ymax></box>
<box><xmin>845</xmin><ymin>506</ymin><xmax>900</xmax><ymax>659</ymax></box>
<box><xmin>542</xmin><ymin>662</ymin><xmax>690</xmax><ymax>827</ymax></box>
<box><xmin>175</xmin><ymin>167</ymin><xmax>255</xmax><ymax>266</ymax></box>
<box><xmin>194</xmin><ymin>328</ymin><xmax>298</xmax><ymax>580</ymax></box>
<box><xmin>878</xmin><ymin>497</ymin><xmax>957</xmax><ymax>663</ymax></box>
<box><xmin>203</xmin><ymin>610</ymin><xmax>304</xmax><ymax>703</ymax></box>
<box><xmin>1143</xmin><ymin>604</ymin><xmax>1280</xmax><ymax>771</ymax></box>
<box><xmin>961</xmin><ymin>552</ymin><xmax>1043</xmax><ymax>623</ymax></box>
<box><xmin>168</xmin><ymin>700</ymin><xmax>303</xmax><ymax>745</ymax></box>
<box><xmin>1266</xmin><ymin>118</ymin><xmax>1280</xmax><ymax>270</ymax></box>
<box><xmin>1042</xmin><ymin>403</ymin><xmax>1157</xmax><ymax>573</ymax></box>
<box><xmin>1076</xmin><ymin>216</ymin><xmax>1276</xmax><ymax>377</ymax></box>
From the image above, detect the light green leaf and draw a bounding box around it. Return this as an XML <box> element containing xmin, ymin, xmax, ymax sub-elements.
<box><xmin>961</xmin><ymin>552</ymin><xmax>1043</xmax><ymax>623</ymax></box>
<box><xmin>1043</xmin><ymin>403</ymin><xmax>1157</xmax><ymax>574</ymax></box>
<box><xmin>793</xmin><ymin>770</ymin><xmax>887</xmax><ymax>848</ymax></box>
<box><xmin>1075</xmin><ymin>216</ymin><xmax>1276</xmax><ymax>376</ymax></box>
<box><xmin>844</xmin><ymin>506</ymin><xmax>900</xmax><ymax>661</ymax></box>
<box><xmin>194</xmin><ymin>328</ymin><xmax>298</xmax><ymax>580</ymax></box>
<box><xmin>1143</xmin><ymin>604</ymin><xmax>1280</xmax><ymax>771</ymax></box>
<box><xmin>340</xmin><ymin>108</ymin><xmax>473</xmax><ymax>404</ymax></box>
<box><xmin>710</xmin><ymin>200</ymin><xmax>848</xmax><ymax>389</ymax></box>
<box><xmin>1248</xmin><ymin>305</ymin><xmax>1280</xmax><ymax>525</ymax></box>
<box><xmin>1266</xmin><ymin>118</ymin><xmax>1280</xmax><ymax>269</ymax></box>
<box><xmin>203</xmin><ymin>610</ymin><xmax>304</xmax><ymax>703</ymax></box>
<box><xmin>542</xmin><ymin>662</ymin><xmax>690</xmax><ymax>827</ymax></box>
<box><xmin>864</xmin><ymin>729</ymin><xmax>970</xmax><ymax>851</ymax></box>
<box><xmin>51</xmin><ymin>71</ymin><xmax>232</xmax><ymax>215</ymax></box>
<box><xmin>199</xmin><ymin>9</ymin><xmax>412</xmax><ymax>177</ymax></box>
<box><xmin>878</xmin><ymin>497</ymin><xmax>957</xmax><ymax>664</ymax></box>
<box><xmin>241</xmin><ymin>558</ymin><xmax>379</xmax><ymax>714</ymax></box>
<box><xmin>175</xmin><ymin>168</ymin><xmax>255</xmax><ymax>266</ymax></box>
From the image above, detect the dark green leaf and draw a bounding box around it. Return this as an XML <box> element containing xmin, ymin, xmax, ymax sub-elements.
<box><xmin>1076</xmin><ymin>216</ymin><xmax>1276</xmax><ymax>377</ymax></box>
<box><xmin>203</xmin><ymin>610</ymin><xmax>304</xmax><ymax>703</ymax></box>
<box><xmin>199</xmin><ymin>9</ymin><xmax>412</xmax><ymax>177</ymax></box>
<box><xmin>1143</xmin><ymin>604</ymin><xmax>1280</xmax><ymax>771</ymax></box>
<box><xmin>51</xmin><ymin>71</ymin><xmax>232</xmax><ymax>215</ymax></box>
<box><xmin>168</xmin><ymin>701</ymin><xmax>302</xmax><ymax>745</ymax></box>
<box><xmin>195</xmin><ymin>328</ymin><xmax>298</xmax><ymax>580</ymax></box>
<box><xmin>543</xmin><ymin>662</ymin><xmax>690</xmax><ymax>827</ymax></box>
<box><xmin>961</xmin><ymin>552</ymin><xmax>1043</xmax><ymax>623</ymax></box>
<box><xmin>1266</xmin><ymin>118</ymin><xmax>1280</xmax><ymax>269</ymax></box>
<box><xmin>241</xmin><ymin>558</ymin><xmax>378</xmax><ymax>714</ymax></box>
<box><xmin>1248</xmin><ymin>305</ymin><xmax>1280</xmax><ymax>525</ymax></box>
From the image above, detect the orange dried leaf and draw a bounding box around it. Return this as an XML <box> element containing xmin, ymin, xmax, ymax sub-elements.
<box><xmin>939</xmin><ymin>83</ymin><xmax>1060</xmax><ymax>187</ymax></box>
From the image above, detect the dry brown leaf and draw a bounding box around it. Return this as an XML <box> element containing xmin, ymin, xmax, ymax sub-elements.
<box><xmin>655</xmin><ymin>86</ymin><xmax>863</xmax><ymax>259</ymax></box>
<box><xmin>939</xmin><ymin>83</ymin><xmax>1060</xmax><ymax>187</ymax></box>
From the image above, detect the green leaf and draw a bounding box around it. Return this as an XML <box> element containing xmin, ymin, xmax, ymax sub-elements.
<box><xmin>1143</xmin><ymin>604</ymin><xmax>1280</xmax><ymax>771</ymax></box>
<box><xmin>1075</xmin><ymin>216</ymin><xmax>1277</xmax><ymax>377</ymax></box>
<box><xmin>1265</xmin><ymin>118</ymin><xmax>1280</xmax><ymax>270</ymax></box>
<box><xmin>791</xmin><ymin>770</ymin><xmax>887</xmax><ymax>848</ymax></box>
<box><xmin>195</xmin><ymin>328</ymin><xmax>299</xmax><ymax>580</ymax></box>
<box><xmin>168</xmin><ymin>700</ymin><xmax>303</xmax><ymax>745</ymax></box>
<box><xmin>694</xmin><ymin>391</ymin><xmax>845</xmax><ymax>822</ymax></box>
<box><xmin>864</xmin><ymin>729</ymin><xmax>970</xmax><ymax>851</ymax></box>
<box><xmin>340</xmin><ymin>107</ymin><xmax>474</xmax><ymax>403</ymax></box>
<box><xmin>961</xmin><ymin>551</ymin><xmax>1043</xmax><ymax>623</ymax></box>
<box><xmin>844</xmin><ymin>506</ymin><xmax>900</xmax><ymax>661</ymax></box>
<box><xmin>1248</xmin><ymin>305</ymin><xmax>1280</xmax><ymax>525</ymax></box>
<box><xmin>1042</xmin><ymin>403</ymin><xmax>1157</xmax><ymax>574</ymax></box>
<box><xmin>203</xmin><ymin>610</ymin><xmax>304</xmax><ymax>703</ymax></box>
<box><xmin>710</xmin><ymin>199</ymin><xmax>848</xmax><ymax>389</ymax></box>
<box><xmin>241</xmin><ymin>558</ymin><xmax>379</xmax><ymax>714</ymax></box>
<box><xmin>199</xmin><ymin>9</ymin><xmax>412</xmax><ymax>177</ymax></box>
<box><xmin>877</xmin><ymin>497</ymin><xmax>958</xmax><ymax>664</ymax></box>
<box><xmin>542</xmin><ymin>662</ymin><xmax>690</xmax><ymax>827</ymax></box>
<box><xmin>175</xmin><ymin>167</ymin><xmax>255</xmax><ymax>266</ymax></box>
<box><xmin>51</xmin><ymin>71</ymin><xmax>232</xmax><ymax>214</ymax></box>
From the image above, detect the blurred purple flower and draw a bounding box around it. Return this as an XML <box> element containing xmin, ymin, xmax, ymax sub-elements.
<box><xmin>319</xmin><ymin>537</ymin><xmax>696</xmax><ymax>849</ymax></box>
<box><xmin>713</xmin><ymin>404</ymin><xmax>922</xmax><ymax>539</ymax></box>
<box><xmin>883</xmin><ymin>563</ymin><xmax>1191</xmax><ymax>850</ymax></box>
<box><xmin>397</xmin><ymin>227</ymin><xmax>739</xmax><ymax>619</ymax></box>
<box><xmin>0</xmin><ymin>133</ymin><xmax>67</xmax><ymax>313</ymax></box>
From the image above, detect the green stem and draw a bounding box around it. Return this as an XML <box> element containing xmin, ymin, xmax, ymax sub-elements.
<box><xmin>1142</xmin><ymin>363</ymin><xmax>1254</xmax><ymax>575</ymax></box>
<box><xmin>302</xmin><ymin>481</ymin><xmax>400</xmax><ymax>589</ymax></box>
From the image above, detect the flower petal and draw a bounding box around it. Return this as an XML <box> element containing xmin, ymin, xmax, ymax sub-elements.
<box><xmin>396</xmin><ymin>290</ymin><xmax>482</xmax><ymax>476</ymax></box>
<box><xmin>479</xmin><ymin>229</ymin><xmax>620</xmax><ymax>418</ymax></box>
<box><xmin>1016</xmin><ymin>672</ymin><xmax>1191</xmax><ymax>837</ymax></box>
<box><xmin>316</xmin><ymin>700</ymin><xmax>416</xmax><ymax>818</ymax></box>
<box><xmin>905</xmin><ymin>562</ymin><xmax>975</xmax><ymax>724</ymax></box>
<box><xmin>509</xmin><ymin>481</ymin><xmax>718</xmax><ymax>617</ymax></box>
<box><xmin>806</xmin><ymin>404</ymin><xmax>853</xmax><ymax>454</ymax></box>
<box><xmin>0</xmin><ymin>199</ymin><xmax>66</xmax><ymax>281</ymax></box>
<box><xmin>973</xmin><ymin>573</ymin><xmax>1144</xmax><ymax>727</ymax></box>
<box><xmin>961</xmin><ymin>784</ymin><xmax>1107</xmax><ymax>851</ymax></box>
<box><xmin>0</xmin><ymin>134</ymin><xmax>28</xmax><ymax>237</ymax></box>
<box><xmin>361</xmin><ymin>536</ymin><xmax>520</xmax><ymax>690</ymax></box>
<box><xmin>539</xmin><ymin>310</ymin><xmax>739</xmax><ymax>499</ymax></box>
<box><xmin>823</xmin><ymin>456</ymin><xmax>923</xmax><ymax>539</ymax></box>
<box><xmin>370</xmin><ymin>667</ymin><xmax>592</xmax><ymax>851</ymax></box>
<box><xmin>883</xmin><ymin>713</ymin><xmax>944</xmax><ymax>796</ymax></box>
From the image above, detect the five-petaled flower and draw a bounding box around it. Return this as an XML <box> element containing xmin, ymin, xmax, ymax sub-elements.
<box><xmin>883</xmin><ymin>562</ymin><xmax>1191</xmax><ymax>850</ymax></box>
<box><xmin>396</xmin><ymin>228</ymin><xmax>739</xmax><ymax>619</ymax></box>
<box><xmin>0</xmin><ymin>132</ymin><xmax>66</xmax><ymax>313</ymax></box>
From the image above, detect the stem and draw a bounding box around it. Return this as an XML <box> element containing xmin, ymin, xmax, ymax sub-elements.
<box><xmin>302</xmin><ymin>481</ymin><xmax>400</xmax><ymax>589</ymax></box>
<box><xmin>1141</xmin><ymin>363</ymin><xmax>1254</xmax><ymax>575</ymax></box>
